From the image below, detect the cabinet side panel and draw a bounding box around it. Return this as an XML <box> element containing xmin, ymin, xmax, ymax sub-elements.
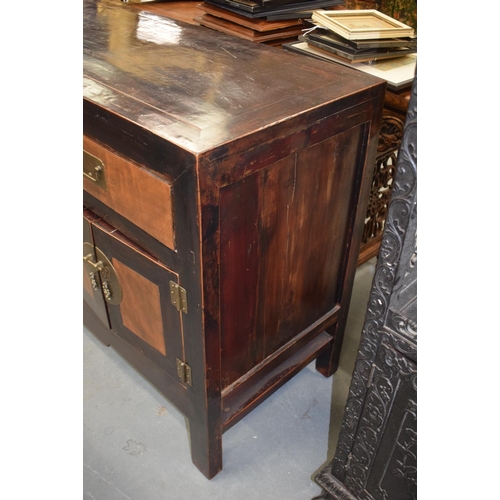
<box><xmin>219</xmin><ymin>125</ymin><xmax>365</xmax><ymax>387</ymax></box>
<box><xmin>262</xmin><ymin>127</ymin><xmax>363</xmax><ymax>356</ymax></box>
<box><xmin>219</xmin><ymin>172</ymin><xmax>262</xmax><ymax>385</ymax></box>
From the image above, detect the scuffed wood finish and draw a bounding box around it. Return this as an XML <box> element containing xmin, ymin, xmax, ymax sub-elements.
<box><xmin>83</xmin><ymin>0</ymin><xmax>386</xmax><ymax>480</ymax></box>
<box><xmin>83</xmin><ymin>136</ymin><xmax>175</xmax><ymax>250</ymax></box>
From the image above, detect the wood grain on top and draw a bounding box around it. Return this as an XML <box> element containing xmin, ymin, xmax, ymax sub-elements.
<box><xmin>83</xmin><ymin>0</ymin><xmax>384</xmax><ymax>154</ymax></box>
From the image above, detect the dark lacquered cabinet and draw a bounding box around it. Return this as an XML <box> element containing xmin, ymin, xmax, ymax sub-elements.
<box><xmin>314</xmin><ymin>75</ymin><xmax>417</xmax><ymax>500</ymax></box>
<box><xmin>83</xmin><ymin>0</ymin><xmax>385</xmax><ymax>479</ymax></box>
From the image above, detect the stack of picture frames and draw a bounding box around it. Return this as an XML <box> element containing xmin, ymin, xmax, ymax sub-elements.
<box><xmin>284</xmin><ymin>9</ymin><xmax>417</xmax><ymax>90</ymax></box>
<box><xmin>194</xmin><ymin>0</ymin><xmax>344</xmax><ymax>46</ymax></box>
<box><xmin>302</xmin><ymin>9</ymin><xmax>416</xmax><ymax>63</ymax></box>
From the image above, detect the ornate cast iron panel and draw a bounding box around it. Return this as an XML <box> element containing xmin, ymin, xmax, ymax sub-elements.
<box><xmin>314</xmin><ymin>72</ymin><xmax>417</xmax><ymax>500</ymax></box>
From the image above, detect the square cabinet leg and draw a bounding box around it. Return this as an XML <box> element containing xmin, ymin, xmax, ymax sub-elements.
<box><xmin>315</xmin><ymin>324</ymin><xmax>344</xmax><ymax>378</ymax></box>
<box><xmin>188</xmin><ymin>415</ymin><xmax>223</xmax><ymax>480</ymax></box>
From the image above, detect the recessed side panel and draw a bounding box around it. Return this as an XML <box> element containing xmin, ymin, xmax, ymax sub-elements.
<box><xmin>219</xmin><ymin>124</ymin><xmax>366</xmax><ymax>388</ymax></box>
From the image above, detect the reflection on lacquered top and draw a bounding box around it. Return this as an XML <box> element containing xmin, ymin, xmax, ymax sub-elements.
<box><xmin>83</xmin><ymin>0</ymin><xmax>380</xmax><ymax>153</ymax></box>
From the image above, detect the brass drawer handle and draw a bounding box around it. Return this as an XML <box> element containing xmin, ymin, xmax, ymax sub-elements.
<box><xmin>83</xmin><ymin>150</ymin><xmax>107</xmax><ymax>189</ymax></box>
<box><xmin>83</xmin><ymin>253</ymin><xmax>104</xmax><ymax>271</ymax></box>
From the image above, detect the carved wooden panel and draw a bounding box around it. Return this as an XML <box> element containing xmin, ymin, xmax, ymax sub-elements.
<box><xmin>359</xmin><ymin>113</ymin><xmax>405</xmax><ymax>263</ymax></box>
<box><xmin>361</xmin><ymin>151</ymin><xmax>397</xmax><ymax>247</ymax></box>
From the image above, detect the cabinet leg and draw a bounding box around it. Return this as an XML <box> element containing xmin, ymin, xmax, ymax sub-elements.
<box><xmin>188</xmin><ymin>416</ymin><xmax>223</xmax><ymax>479</ymax></box>
<box><xmin>315</xmin><ymin>325</ymin><xmax>343</xmax><ymax>378</ymax></box>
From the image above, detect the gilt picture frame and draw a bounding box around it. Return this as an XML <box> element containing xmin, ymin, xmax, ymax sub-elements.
<box><xmin>311</xmin><ymin>9</ymin><xmax>415</xmax><ymax>40</ymax></box>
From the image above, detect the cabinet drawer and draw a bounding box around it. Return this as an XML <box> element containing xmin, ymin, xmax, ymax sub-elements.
<box><xmin>83</xmin><ymin>136</ymin><xmax>175</xmax><ymax>251</ymax></box>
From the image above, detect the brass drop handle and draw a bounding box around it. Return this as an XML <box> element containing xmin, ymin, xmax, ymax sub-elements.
<box><xmin>83</xmin><ymin>253</ymin><xmax>104</xmax><ymax>271</ymax></box>
<box><xmin>83</xmin><ymin>150</ymin><xmax>107</xmax><ymax>189</ymax></box>
<box><xmin>83</xmin><ymin>164</ymin><xmax>103</xmax><ymax>183</ymax></box>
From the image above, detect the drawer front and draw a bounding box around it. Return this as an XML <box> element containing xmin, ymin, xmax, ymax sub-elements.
<box><xmin>87</xmin><ymin>217</ymin><xmax>186</xmax><ymax>382</ymax></box>
<box><xmin>83</xmin><ymin>135</ymin><xmax>176</xmax><ymax>251</ymax></box>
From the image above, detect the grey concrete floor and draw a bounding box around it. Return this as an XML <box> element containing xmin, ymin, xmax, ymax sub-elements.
<box><xmin>83</xmin><ymin>258</ymin><xmax>376</xmax><ymax>500</ymax></box>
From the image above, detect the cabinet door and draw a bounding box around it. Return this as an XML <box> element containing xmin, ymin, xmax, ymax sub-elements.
<box><xmin>83</xmin><ymin>211</ymin><xmax>110</xmax><ymax>328</ymax></box>
<box><xmin>344</xmin><ymin>340</ymin><xmax>417</xmax><ymax>500</ymax></box>
<box><xmin>90</xmin><ymin>219</ymin><xmax>186</xmax><ymax>382</ymax></box>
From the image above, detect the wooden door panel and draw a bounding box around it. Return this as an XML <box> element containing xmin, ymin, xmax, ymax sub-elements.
<box><xmin>83</xmin><ymin>210</ymin><xmax>110</xmax><ymax>328</ymax></box>
<box><xmin>91</xmin><ymin>220</ymin><xmax>184</xmax><ymax>380</ymax></box>
<box><xmin>112</xmin><ymin>259</ymin><xmax>166</xmax><ymax>355</ymax></box>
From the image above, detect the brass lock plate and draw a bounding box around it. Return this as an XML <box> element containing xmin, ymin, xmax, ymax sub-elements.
<box><xmin>83</xmin><ymin>242</ymin><xmax>122</xmax><ymax>305</ymax></box>
<box><xmin>83</xmin><ymin>150</ymin><xmax>107</xmax><ymax>190</ymax></box>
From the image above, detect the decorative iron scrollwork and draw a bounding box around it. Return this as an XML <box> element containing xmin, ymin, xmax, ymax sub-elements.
<box><xmin>330</xmin><ymin>74</ymin><xmax>417</xmax><ymax>487</ymax></box>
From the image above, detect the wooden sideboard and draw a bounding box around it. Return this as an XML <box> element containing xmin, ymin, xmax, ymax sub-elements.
<box><xmin>83</xmin><ymin>0</ymin><xmax>385</xmax><ymax>479</ymax></box>
<box><xmin>313</xmin><ymin>73</ymin><xmax>417</xmax><ymax>500</ymax></box>
<box><xmin>120</xmin><ymin>0</ymin><xmax>414</xmax><ymax>267</ymax></box>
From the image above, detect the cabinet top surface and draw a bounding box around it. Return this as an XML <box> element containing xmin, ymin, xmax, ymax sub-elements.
<box><xmin>83</xmin><ymin>0</ymin><xmax>385</xmax><ymax>154</ymax></box>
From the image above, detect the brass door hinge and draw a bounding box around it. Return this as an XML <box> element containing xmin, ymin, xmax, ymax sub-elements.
<box><xmin>169</xmin><ymin>281</ymin><xmax>188</xmax><ymax>314</ymax></box>
<box><xmin>176</xmin><ymin>359</ymin><xmax>192</xmax><ymax>386</ymax></box>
